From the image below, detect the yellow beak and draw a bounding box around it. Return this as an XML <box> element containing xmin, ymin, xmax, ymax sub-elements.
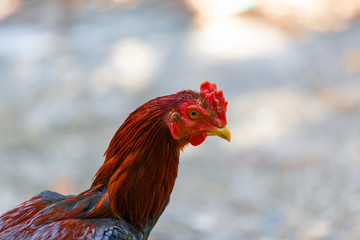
<box><xmin>208</xmin><ymin>126</ymin><xmax>231</xmax><ymax>142</ymax></box>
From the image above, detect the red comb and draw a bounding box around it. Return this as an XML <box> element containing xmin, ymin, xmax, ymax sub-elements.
<box><xmin>200</xmin><ymin>81</ymin><xmax>228</xmax><ymax>125</ymax></box>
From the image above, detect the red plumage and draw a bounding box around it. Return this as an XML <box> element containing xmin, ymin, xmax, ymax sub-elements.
<box><xmin>0</xmin><ymin>82</ymin><xmax>230</xmax><ymax>240</ymax></box>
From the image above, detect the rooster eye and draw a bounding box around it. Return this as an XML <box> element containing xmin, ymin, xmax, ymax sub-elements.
<box><xmin>188</xmin><ymin>110</ymin><xmax>200</xmax><ymax>120</ymax></box>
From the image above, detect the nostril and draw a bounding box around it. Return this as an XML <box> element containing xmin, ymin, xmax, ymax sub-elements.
<box><xmin>213</xmin><ymin>118</ymin><xmax>226</xmax><ymax>128</ymax></box>
<box><xmin>214</xmin><ymin>122</ymin><xmax>224</xmax><ymax>128</ymax></box>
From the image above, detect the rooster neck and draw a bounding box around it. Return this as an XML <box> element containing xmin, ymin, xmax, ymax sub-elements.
<box><xmin>91</xmin><ymin>97</ymin><xmax>185</xmax><ymax>231</ymax></box>
<box><xmin>109</xmin><ymin>134</ymin><xmax>180</xmax><ymax>232</ymax></box>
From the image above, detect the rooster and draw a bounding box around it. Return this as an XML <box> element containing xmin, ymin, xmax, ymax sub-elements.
<box><xmin>0</xmin><ymin>81</ymin><xmax>230</xmax><ymax>240</ymax></box>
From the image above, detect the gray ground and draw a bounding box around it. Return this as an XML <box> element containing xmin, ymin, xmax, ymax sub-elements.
<box><xmin>1</xmin><ymin>1</ymin><xmax>360</xmax><ymax>239</ymax></box>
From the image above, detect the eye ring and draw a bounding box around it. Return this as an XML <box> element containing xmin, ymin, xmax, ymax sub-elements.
<box><xmin>188</xmin><ymin>109</ymin><xmax>200</xmax><ymax>120</ymax></box>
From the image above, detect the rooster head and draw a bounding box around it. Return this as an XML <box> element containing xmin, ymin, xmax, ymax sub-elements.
<box><xmin>169</xmin><ymin>81</ymin><xmax>230</xmax><ymax>147</ymax></box>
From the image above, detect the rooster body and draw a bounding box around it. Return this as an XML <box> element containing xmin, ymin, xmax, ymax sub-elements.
<box><xmin>0</xmin><ymin>82</ymin><xmax>230</xmax><ymax>240</ymax></box>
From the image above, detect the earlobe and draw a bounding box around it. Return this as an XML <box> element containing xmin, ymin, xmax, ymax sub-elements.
<box><xmin>169</xmin><ymin>121</ymin><xmax>180</xmax><ymax>140</ymax></box>
<box><xmin>169</xmin><ymin>112</ymin><xmax>181</xmax><ymax>140</ymax></box>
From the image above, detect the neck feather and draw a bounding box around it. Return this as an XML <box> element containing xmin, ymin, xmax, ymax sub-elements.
<box><xmin>91</xmin><ymin>94</ymin><xmax>187</xmax><ymax>230</ymax></box>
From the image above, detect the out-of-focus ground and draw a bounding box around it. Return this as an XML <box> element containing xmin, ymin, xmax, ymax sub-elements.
<box><xmin>1</xmin><ymin>0</ymin><xmax>360</xmax><ymax>239</ymax></box>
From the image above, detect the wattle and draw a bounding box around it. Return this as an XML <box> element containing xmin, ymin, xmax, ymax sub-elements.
<box><xmin>188</xmin><ymin>135</ymin><xmax>207</xmax><ymax>146</ymax></box>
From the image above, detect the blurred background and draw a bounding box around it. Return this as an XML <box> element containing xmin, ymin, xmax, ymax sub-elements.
<box><xmin>1</xmin><ymin>0</ymin><xmax>360</xmax><ymax>239</ymax></box>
